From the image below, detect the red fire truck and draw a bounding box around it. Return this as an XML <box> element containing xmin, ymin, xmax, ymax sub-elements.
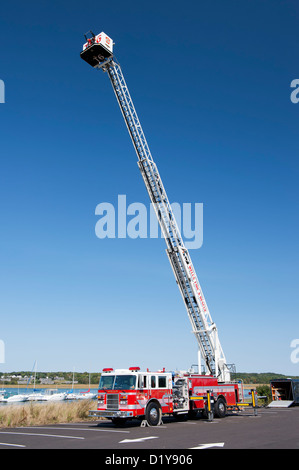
<box><xmin>88</xmin><ymin>366</ymin><xmax>244</xmax><ymax>426</ymax></box>
<box><xmin>81</xmin><ymin>33</ymin><xmax>253</xmax><ymax>426</ymax></box>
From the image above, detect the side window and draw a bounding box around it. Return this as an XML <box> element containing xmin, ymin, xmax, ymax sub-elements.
<box><xmin>138</xmin><ymin>375</ymin><xmax>148</xmax><ymax>388</ymax></box>
<box><xmin>158</xmin><ymin>376</ymin><xmax>166</xmax><ymax>388</ymax></box>
<box><xmin>151</xmin><ymin>376</ymin><xmax>156</xmax><ymax>388</ymax></box>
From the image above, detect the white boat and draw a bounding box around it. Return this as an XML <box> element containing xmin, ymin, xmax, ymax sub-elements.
<box><xmin>66</xmin><ymin>390</ymin><xmax>96</xmax><ymax>400</ymax></box>
<box><xmin>23</xmin><ymin>361</ymin><xmax>47</xmax><ymax>401</ymax></box>
<box><xmin>78</xmin><ymin>390</ymin><xmax>97</xmax><ymax>400</ymax></box>
<box><xmin>66</xmin><ymin>371</ymin><xmax>96</xmax><ymax>400</ymax></box>
<box><xmin>65</xmin><ymin>368</ymin><xmax>96</xmax><ymax>400</ymax></box>
<box><xmin>65</xmin><ymin>391</ymin><xmax>80</xmax><ymax>400</ymax></box>
<box><xmin>45</xmin><ymin>393</ymin><xmax>67</xmax><ymax>401</ymax></box>
<box><xmin>65</xmin><ymin>368</ymin><xmax>78</xmax><ymax>400</ymax></box>
<box><xmin>26</xmin><ymin>392</ymin><xmax>47</xmax><ymax>401</ymax></box>
<box><xmin>0</xmin><ymin>391</ymin><xmax>7</xmax><ymax>403</ymax></box>
<box><xmin>42</xmin><ymin>389</ymin><xmax>67</xmax><ymax>401</ymax></box>
<box><xmin>6</xmin><ymin>394</ymin><xmax>29</xmax><ymax>403</ymax></box>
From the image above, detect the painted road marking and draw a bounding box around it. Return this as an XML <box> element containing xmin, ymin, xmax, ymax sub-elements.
<box><xmin>21</xmin><ymin>426</ymin><xmax>130</xmax><ymax>433</ymax></box>
<box><xmin>190</xmin><ymin>442</ymin><xmax>225</xmax><ymax>449</ymax></box>
<box><xmin>0</xmin><ymin>442</ymin><xmax>26</xmax><ymax>448</ymax></box>
<box><xmin>120</xmin><ymin>436</ymin><xmax>159</xmax><ymax>443</ymax></box>
<box><xmin>0</xmin><ymin>431</ymin><xmax>84</xmax><ymax>440</ymax></box>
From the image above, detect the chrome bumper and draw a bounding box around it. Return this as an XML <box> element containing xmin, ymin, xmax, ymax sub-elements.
<box><xmin>89</xmin><ymin>409</ymin><xmax>134</xmax><ymax>418</ymax></box>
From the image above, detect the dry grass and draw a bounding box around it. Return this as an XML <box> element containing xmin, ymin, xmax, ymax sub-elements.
<box><xmin>0</xmin><ymin>400</ymin><xmax>99</xmax><ymax>428</ymax></box>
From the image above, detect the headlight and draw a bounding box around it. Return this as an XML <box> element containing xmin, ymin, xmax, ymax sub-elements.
<box><xmin>120</xmin><ymin>394</ymin><xmax>128</xmax><ymax>405</ymax></box>
<box><xmin>98</xmin><ymin>394</ymin><xmax>105</xmax><ymax>404</ymax></box>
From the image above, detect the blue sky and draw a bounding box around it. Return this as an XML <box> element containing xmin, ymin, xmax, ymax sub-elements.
<box><xmin>0</xmin><ymin>0</ymin><xmax>298</xmax><ymax>375</ymax></box>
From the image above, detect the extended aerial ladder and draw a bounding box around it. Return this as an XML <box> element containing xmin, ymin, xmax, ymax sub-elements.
<box><xmin>80</xmin><ymin>31</ymin><xmax>231</xmax><ymax>382</ymax></box>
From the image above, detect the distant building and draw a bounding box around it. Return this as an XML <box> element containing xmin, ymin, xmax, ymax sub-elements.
<box><xmin>40</xmin><ymin>378</ymin><xmax>54</xmax><ymax>385</ymax></box>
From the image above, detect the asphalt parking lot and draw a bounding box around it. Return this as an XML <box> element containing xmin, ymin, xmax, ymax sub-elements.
<box><xmin>0</xmin><ymin>406</ymin><xmax>298</xmax><ymax>451</ymax></box>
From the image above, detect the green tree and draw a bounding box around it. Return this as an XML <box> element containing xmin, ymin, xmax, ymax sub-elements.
<box><xmin>256</xmin><ymin>385</ymin><xmax>271</xmax><ymax>405</ymax></box>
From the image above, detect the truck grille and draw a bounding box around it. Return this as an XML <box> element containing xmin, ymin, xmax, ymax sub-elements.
<box><xmin>107</xmin><ymin>394</ymin><xmax>119</xmax><ymax>410</ymax></box>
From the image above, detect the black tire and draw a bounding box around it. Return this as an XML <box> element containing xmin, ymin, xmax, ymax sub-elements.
<box><xmin>146</xmin><ymin>402</ymin><xmax>161</xmax><ymax>426</ymax></box>
<box><xmin>214</xmin><ymin>398</ymin><xmax>227</xmax><ymax>418</ymax></box>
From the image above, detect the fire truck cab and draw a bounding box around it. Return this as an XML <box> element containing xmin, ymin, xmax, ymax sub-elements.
<box><xmin>90</xmin><ymin>367</ymin><xmax>177</xmax><ymax>426</ymax></box>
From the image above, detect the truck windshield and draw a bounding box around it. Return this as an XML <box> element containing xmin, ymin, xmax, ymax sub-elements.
<box><xmin>99</xmin><ymin>375</ymin><xmax>115</xmax><ymax>390</ymax></box>
<box><xmin>99</xmin><ymin>375</ymin><xmax>136</xmax><ymax>390</ymax></box>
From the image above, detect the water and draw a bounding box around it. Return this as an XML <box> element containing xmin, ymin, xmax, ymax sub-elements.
<box><xmin>0</xmin><ymin>387</ymin><xmax>98</xmax><ymax>405</ymax></box>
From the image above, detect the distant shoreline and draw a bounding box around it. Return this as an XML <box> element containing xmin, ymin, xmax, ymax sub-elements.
<box><xmin>1</xmin><ymin>384</ymin><xmax>97</xmax><ymax>389</ymax></box>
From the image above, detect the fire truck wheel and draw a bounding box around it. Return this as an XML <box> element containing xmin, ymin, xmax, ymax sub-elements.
<box><xmin>145</xmin><ymin>402</ymin><xmax>161</xmax><ymax>426</ymax></box>
<box><xmin>214</xmin><ymin>398</ymin><xmax>227</xmax><ymax>418</ymax></box>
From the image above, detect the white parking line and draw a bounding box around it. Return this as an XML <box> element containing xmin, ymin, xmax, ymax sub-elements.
<box><xmin>120</xmin><ymin>437</ymin><xmax>158</xmax><ymax>443</ymax></box>
<box><xmin>190</xmin><ymin>442</ymin><xmax>225</xmax><ymax>449</ymax></box>
<box><xmin>20</xmin><ymin>426</ymin><xmax>130</xmax><ymax>434</ymax></box>
<box><xmin>0</xmin><ymin>442</ymin><xmax>26</xmax><ymax>448</ymax></box>
<box><xmin>0</xmin><ymin>431</ymin><xmax>84</xmax><ymax>440</ymax></box>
